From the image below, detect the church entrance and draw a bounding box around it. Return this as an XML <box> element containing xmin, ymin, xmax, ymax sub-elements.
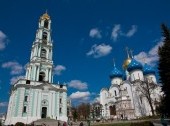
<box><xmin>41</xmin><ymin>107</ymin><xmax>47</xmax><ymax>118</ymax></box>
<box><xmin>109</xmin><ymin>105</ymin><xmax>116</xmax><ymax>115</ymax></box>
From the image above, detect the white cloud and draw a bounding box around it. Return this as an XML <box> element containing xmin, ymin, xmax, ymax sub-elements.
<box><xmin>10</xmin><ymin>75</ymin><xmax>25</xmax><ymax>85</ymax></box>
<box><xmin>111</xmin><ymin>24</ymin><xmax>137</xmax><ymax>41</ymax></box>
<box><xmin>2</xmin><ymin>61</ymin><xmax>24</xmax><ymax>75</ymax></box>
<box><xmin>68</xmin><ymin>80</ymin><xmax>88</xmax><ymax>90</ymax></box>
<box><xmin>87</xmin><ymin>43</ymin><xmax>112</xmax><ymax>58</ymax></box>
<box><xmin>54</xmin><ymin>65</ymin><xmax>66</xmax><ymax>75</ymax></box>
<box><xmin>0</xmin><ymin>102</ymin><xmax>8</xmax><ymax>107</ymax></box>
<box><xmin>89</xmin><ymin>28</ymin><xmax>102</xmax><ymax>39</ymax></box>
<box><xmin>69</xmin><ymin>91</ymin><xmax>90</xmax><ymax>101</ymax></box>
<box><xmin>111</xmin><ymin>24</ymin><xmax>121</xmax><ymax>41</ymax></box>
<box><xmin>0</xmin><ymin>31</ymin><xmax>7</xmax><ymax>50</ymax></box>
<box><xmin>126</xmin><ymin>25</ymin><xmax>137</xmax><ymax>37</ymax></box>
<box><xmin>134</xmin><ymin>39</ymin><xmax>163</xmax><ymax>66</ymax></box>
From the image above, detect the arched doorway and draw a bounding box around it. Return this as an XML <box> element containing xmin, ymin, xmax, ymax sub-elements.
<box><xmin>39</xmin><ymin>72</ymin><xmax>45</xmax><ymax>81</ymax></box>
<box><xmin>109</xmin><ymin>105</ymin><xmax>116</xmax><ymax>115</ymax></box>
<box><xmin>41</xmin><ymin>107</ymin><xmax>47</xmax><ymax>118</ymax></box>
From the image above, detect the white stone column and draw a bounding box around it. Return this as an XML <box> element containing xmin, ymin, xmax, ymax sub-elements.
<box><xmin>49</xmin><ymin>68</ymin><xmax>51</xmax><ymax>83</ymax></box>
<box><xmin>46</xmin><ymin>68</ymin><xmax>49</xmax><ymax>82</ymax></box>
<box><xmin>25</xmin><ymin>68</ymin><xmax>28</xmax><ymax>79</ymax></box>
<box><xmin>36</xmin><ymin>45</ymin><xmax>39</xmax><ymax>57</ymax></box>
<box><xmin>38</xmin><ymin>46</ymin><xmax>41</xmax><ymax>57</ymax></box>
<box><xmin>33</xmin><ymin>65</ymin><xmax>37</xmax><ymax>81</ymax></box>
<box><xmin>36</xmin><ymin>66</ymin><xmax>40</xmax><ymax>81</ymax></box>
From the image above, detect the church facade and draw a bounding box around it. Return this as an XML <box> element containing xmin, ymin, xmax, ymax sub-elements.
<box><xmin>100</xmin><ymin>50</ymin><xmax>162</xmax><ymax>120</ymax></box>
<box><xmin>5</xmin><ymin>12</ymin><xmax>68</xmax><ymax>125</ymax></box>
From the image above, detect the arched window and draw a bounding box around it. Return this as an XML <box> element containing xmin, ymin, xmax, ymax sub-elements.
<box><xmin>41</xmin><ymin>49</ymin><xmax>46</xmax><ymax>59</ymax></box>
<box><xmin>44</xmin><ymin>20</ymin><xmax>48</xmax><ymax>28</ymax></box>
<box><xmin>39</xmin><ymin>72</ymin><xmax>45</xmax><ymax>81</ymax></box>
<box><xmin>114</xmin><ymin>90</ymin><xmax>117</xmax><ymax>96</ymax></box>
<box><xmin>42</xmin><ymin>32</ymin><xmax>47</xmax><ymax>43</ymax></box>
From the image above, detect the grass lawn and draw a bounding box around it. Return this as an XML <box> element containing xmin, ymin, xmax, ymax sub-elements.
<box><xmin>93</xmin><ymin>121</ymin><xmax>154</xmax><ymax>126</ymax></box>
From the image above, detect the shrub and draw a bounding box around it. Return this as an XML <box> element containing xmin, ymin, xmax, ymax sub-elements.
<box><xmin>15</xmin><ymin>122</ymin><xmax>25</xmax><ymax>126</ymax></box>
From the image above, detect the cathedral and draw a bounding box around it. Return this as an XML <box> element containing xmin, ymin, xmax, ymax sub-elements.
<box><xmin>5</xmin><ymin>12</ymin><xmax>68</xmax><ymax>125</ymax></box>
<box><xmin>100</xmin><ymin>50</ymin><xmax>162</xmax><ymax>120</ymax></box>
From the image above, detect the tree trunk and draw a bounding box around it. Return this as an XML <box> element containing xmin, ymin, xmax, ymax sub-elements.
<box><xmin>147</xmin><ymin>96</ymin><xmax>155</xmax><ymax>116</ymax></box>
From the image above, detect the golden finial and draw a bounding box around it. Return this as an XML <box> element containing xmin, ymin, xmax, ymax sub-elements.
<box><xmin>40</xmin><ymin>10</ymin><xmax>50</xmax><ymax>20</ymax></box>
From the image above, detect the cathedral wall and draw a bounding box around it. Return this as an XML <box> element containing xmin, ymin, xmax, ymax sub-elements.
<box><xmin>145</xmin><ymin>74</ymin><xmax>157</xmax><ymax>84</ymax></box>
<box><xmin>130</xmin><ymin>70</ymin><xmax>144</xmax><ymax>81</ymax></box>
<box><xmin>111</xmin><ymin>77</ymin><xmax>122</xmax><ymax>85</ymax></box>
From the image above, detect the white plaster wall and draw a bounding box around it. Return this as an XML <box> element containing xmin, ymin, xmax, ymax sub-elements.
<box><xmin>109</xmin><ymin>86</ymin><xmax>119</xmax><ymax>97</ymax></box>
<box><xmin>100</xmin><ymin>89</ymin><xmax>108</xmax><ymax>105</ymax></box>
<box><xmin>130</xmin><ymin>70</ymin><xmax>144</xmax><ymax>81</ymax></box>
<box><xmin>111</xmin><ymin>77</ymin><xmax>122</xmax><ymax>85</ymax></box>
<box><xmin>145</xmin><ymin>74</ymin><xmax>157</xmax><ymax>84</ymax></box>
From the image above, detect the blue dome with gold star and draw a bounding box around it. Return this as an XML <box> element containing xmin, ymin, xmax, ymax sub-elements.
<box><xmin>110</xmin><ymin>65</ymin><xmax>123</xmax><ymax>78</ymax></box>
<box><xmin>127</xmin><ymin>59</ymin><xmax>143</xmax><ymax>72</ymax></box>
<box><xmin>143</xmin><ymin>63</ymin><xmax>155</xmax><ymax>75</ymax></box>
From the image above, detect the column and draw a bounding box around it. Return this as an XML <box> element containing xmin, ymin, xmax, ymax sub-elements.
<box><xmin>38</xmin><ymin>46</ymin><xmax>41</xmax><ymax>57</ymax></box>
<box><xmin>36</xmin><ymin>66</ymin><xmax>40</xmax><ymax>81</ymax></box>
<box><xmin>46</xmin><ymin>68</ymin><xmax>49</xmax><ymax>82</ymax></box>
<box><xmin>33</xmin><ymin>65</ymin><xmax>37</xmax><ymax>81</ymax></box>
<box><xmin>49</xmin><ymin>69</ymin><xmax>51</xmax><ymax>83</ymax></box>
<box><xmin>25</xmin><ymin>68</ymin><xmax>28</xmax><ymax>79</ymax></box>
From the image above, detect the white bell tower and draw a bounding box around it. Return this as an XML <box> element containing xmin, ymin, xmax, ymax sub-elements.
<box><xmin>25</xmin><ymin>12</ymin><xmax>53</xmax><ymax>83</ymax></box>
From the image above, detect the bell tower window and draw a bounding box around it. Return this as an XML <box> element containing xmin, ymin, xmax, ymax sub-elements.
<box><xmin>41</xmin><ymin>49</ymin><xmax>46</xmax><ymax>59</ymax></box>
<box><xmin>39</xmin><ymin>72</ymin><xmax>45</xmax><ymax>81</ymax></box>
<box><xmin>44</xmin><ymin>20</ymin><xmax>49</xmax><ymax>29</ymax></box>
<box><xmin>42</xmin><ymin>32</ymin><xmax>47</xmax><ymax>43</ymax></box>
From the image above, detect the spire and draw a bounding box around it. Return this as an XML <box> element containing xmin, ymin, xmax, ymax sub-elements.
<box><xmin>130</xmin><ymin>49</ymin><xmax>134</xmax><ymax>58</ymax></box>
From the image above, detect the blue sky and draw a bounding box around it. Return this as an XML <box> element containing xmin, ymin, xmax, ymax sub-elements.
<box><xmin>0</xmin><ymin>0</ymin><xmax>170</xmax><ymax>113</ymax></box>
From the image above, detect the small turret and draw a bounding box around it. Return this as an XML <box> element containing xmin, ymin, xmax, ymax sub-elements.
<box><xmin>110</xmin><ymin>62</ymin><xmax>123</xmax><ymax>85</ymax></box>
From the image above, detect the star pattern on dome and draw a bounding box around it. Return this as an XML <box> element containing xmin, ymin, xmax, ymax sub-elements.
<box><xmin>127</xmin><ymin>59</ymin><xmax>143</xmax><ymax>72</ymax></box>
<box><xmin>110</xmin><ymin>66</ymin><xmax>123</xmax><ymax>78</ymax></box>
<box><xmin>143</xmin><ymin>64</ymin><xmax>155</xmax><ymax>75</ymax></box>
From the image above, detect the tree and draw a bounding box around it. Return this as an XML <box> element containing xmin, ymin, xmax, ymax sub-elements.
<box><xmin>135</xmin><ymin>79</ymin><xmax>157</xmax><ymax>116</ymax></box>
<box><xmin>72</xmin><ymin>108</ymin><xmax>78</xmax><ymax>122</ymax></box>
<box><xmin>158</xmin><ymin>24</ymin><xmax>170</xmax><ymax>116</ymax></box>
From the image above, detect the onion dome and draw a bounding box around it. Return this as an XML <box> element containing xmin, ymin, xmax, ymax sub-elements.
<box><xmin>127</xmin><ymin>59</ymin><xmax>143</xmax><ymax>72</ymax></box>
<box><xmin>123</xmin><ymin>58</ymin><xmax>132</xmax><ymax>70</ymax></box>
<box><xmin>110</xmin><ymin>65</ymin><xmax>123</xmax><ymax>78</ymax></box>
<box><xmin>143</xmin><ymin>63</ymin><xmax>155</xmax><ymax>75</ymax></box>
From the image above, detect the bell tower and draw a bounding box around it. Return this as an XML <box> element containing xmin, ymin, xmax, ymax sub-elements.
<box><xmin>25</xmin><ymin>12</ymin><xmax>53</xmax><ymax>83</ymax></box>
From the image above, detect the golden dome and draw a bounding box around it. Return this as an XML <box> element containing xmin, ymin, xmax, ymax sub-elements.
<box><xmin>40</xmin><ymin>12</ymin><xmax>50</xmax><ymax>20</ymax></box>
<box><xmin>122</xmin><ymin>58</ymin><xmax>132</xmax><ymax>69</ymax></box>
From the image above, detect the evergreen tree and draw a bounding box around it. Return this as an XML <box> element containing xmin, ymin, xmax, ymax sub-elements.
<box><xmin>158</xmin><ymin>24</ymin><xmax>170</xmax><ymax>116</ymax></box>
